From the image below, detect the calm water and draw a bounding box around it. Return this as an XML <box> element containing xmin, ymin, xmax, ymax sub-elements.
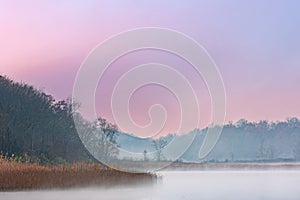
<box><xmin>1</xmin><ymin>171</ymin><xmax>300</xmax><ymax>200</ymax></box>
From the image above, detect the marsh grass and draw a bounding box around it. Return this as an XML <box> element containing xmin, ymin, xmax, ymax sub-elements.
<box><xmin>0</xmin><ymin>155</ymin><xmax>156</xmax><ymax>191</ymax></box>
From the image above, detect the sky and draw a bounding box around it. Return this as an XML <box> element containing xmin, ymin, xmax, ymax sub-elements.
<box><xmin>1</xmin><ymin>0</ymin><xmax>300</xmax><ymax>135</ymax></box>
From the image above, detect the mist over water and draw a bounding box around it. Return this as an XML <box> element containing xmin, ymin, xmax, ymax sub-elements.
<box><xmin>1</xmin><ymin>171</ymin><xmax>300</xmax><ymax>200</ymax></box>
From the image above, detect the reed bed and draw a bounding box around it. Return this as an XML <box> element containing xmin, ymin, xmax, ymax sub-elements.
<box><xmin>0</xmin><ymin>159</ymin><xmax>156</xmax><ymax>191</ymax></box>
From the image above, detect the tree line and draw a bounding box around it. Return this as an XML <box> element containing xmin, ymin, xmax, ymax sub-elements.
<box><xmin>0</xmin><ymin>75</ymin><xmax>118</xmax><ymax>165</ymax></box>
<box><xmin>180</xmin><ymin>118</ymin><xmax>300</xmax><ymax>162</ymax></box>
<box><xmin>1</xmin><ymin>75</ymin><xmax>300</xmax><ymax>164</ymax></box>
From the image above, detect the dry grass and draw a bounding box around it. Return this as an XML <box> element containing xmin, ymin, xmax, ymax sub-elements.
<box><xmin>0</xmin><ymin>160</ymin><xmax>156</xmax><ymax>191</ymax></box>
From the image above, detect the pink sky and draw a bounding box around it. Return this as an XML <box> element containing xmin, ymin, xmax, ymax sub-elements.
<box><xmin>1</xmin><ymin>1</ymin><xmax>300</xmax><ymax>135</ymax></box>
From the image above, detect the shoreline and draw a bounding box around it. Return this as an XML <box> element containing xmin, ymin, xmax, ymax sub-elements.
<box><xmin>164</xmin><ymin>162</ymin><xmax>300</xmax><ymax>171</ymax></box>
<box><xmin>2</xmin><ymin>161</ymin><xmax>300</xmax><ymax>191</ymax></box>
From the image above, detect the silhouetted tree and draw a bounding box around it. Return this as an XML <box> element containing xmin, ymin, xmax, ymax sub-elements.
<box><xmin>153</xmin><ymin>138</ymin><xmax>167</xmax><ymax>161</ymax></box>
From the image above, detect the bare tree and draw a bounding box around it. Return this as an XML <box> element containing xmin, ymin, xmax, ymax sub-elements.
<box><xmin>95</xmin><ymin>117</ymin><xmax>119</xmax><ymax>160</ymax></box>
<box><xmin>152</xmin><ymin>138</ymin><xmax>167</xmax><ymax>161</ymax></box>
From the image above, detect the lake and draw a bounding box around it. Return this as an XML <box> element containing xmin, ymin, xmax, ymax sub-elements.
<box><xmin>1</xmin><ymin>170</ymin><xmax>300</xmax><ymax>200</ymax></box>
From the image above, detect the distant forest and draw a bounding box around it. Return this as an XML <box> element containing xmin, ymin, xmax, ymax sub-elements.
<box><xmin>1</xmin><ymin>75</ymin><xmax>300</xmax><ymax>164</ymax></box>
<box><xmin>180</xmin><ymin>118</ymin><xmax>300</xmax><ymax>163</ymax></box>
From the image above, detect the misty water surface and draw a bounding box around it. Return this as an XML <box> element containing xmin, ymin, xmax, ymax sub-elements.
<box><xmin>1</xmin><ymin>171</ymin><xmax>300</xmax><ymax>200</ymax></box>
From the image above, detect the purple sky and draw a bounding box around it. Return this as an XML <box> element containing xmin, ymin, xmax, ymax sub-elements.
<box><xmin>1</xmin><ymin>0</ymin><xmax>300</xmax><ymax>135</ymax></box>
